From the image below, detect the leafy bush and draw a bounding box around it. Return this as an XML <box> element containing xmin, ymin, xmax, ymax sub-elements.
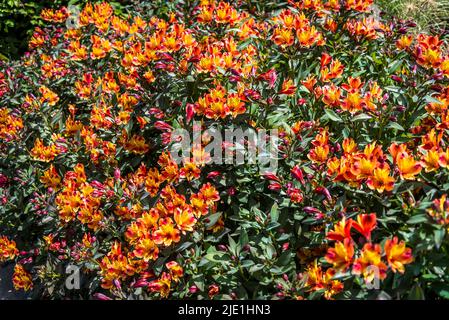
<box><xmin>1</xmin><ymin>0</ymin><xmax>449</xmax><ymax>300</ymax></box>
<box><xmin>0</xmin><ymin>0</ymin><xmax>130</xmax><ymax>60</ymax></box>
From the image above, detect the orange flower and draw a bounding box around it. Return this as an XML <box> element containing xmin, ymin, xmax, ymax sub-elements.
<box><xmin>325</xmin><ymin>238</ymin><xmax>354</xmax><ymax>271</ymax></box>
<box><xmin>0</xmin><ymin>108</ymin><xmax>23</xmax><ymax>141</ymax></box>
<box><xmin>124</xmin><ymin>135</ymin><xmax>150</xmax><ymax>154</ymax></box>
<box><xmin>420</xmin><ymin>129</ymin><xmax>443</xmax><ymax>150</ymax></box>
<box><xmin>30</xmin><ymin>138</ymin><xmax>60</xmax><ymax>162</ymax></box>
<box><xmin>304</xmin><ymin>261</ymin><xmax>344</xmax><ymax>300</ymax></box>
<box><xmin>308</xmin><ymin>145</ymin><xmax>330</xmax><ymax>163</ymax></box>
<box><xmin>153</xmin><ymin>218</ymin><xmax>181</xmax><ymax>247</ymax></box>
<box><xmin>133</xmin><ymin>236</ymin><xmax>159</xmax><ymax>262</ymax></box>
<box><xmin>441</xmin><ymin>58</ymin><xmax>449</xmax><ymax>77</ymax></box>
<box><xmin>350</xmin><ymin>156</ymin><xmax>376</xmax><ymax>179</ymax></box>
<box><xmin>39</xmin><ymin>86</ymin><xmax>59</xmax><ymax>106</ymax></box>
<box><xmin>352</xmin><ymin>213</ymin><xmax>376</xmax><ymax>241</ymax></box>
<box><xmin>199</xmin><ymin>183</ymin><xmax>220</xmax><ymax>206</ymax></box>
<box><xmin>326</xmin><ymin>217</ymin><xmax>353</xmax><ymax>242</ymax></box>
<box><xmin>180</xmin><ymin>162</ymin><xmax>201</xmax><ymax>181</ymax></box>
<box><xmin>396</xmin><ymin>35</ymin><xmax>413</xmax><ymax>50</ymax></box>
<box><xmin>384</xmin><ymin>237</ymin><xmax>413</xmax><ymax>273</ymax></box>
<box><xmin>148</xmin><ymin>272</ymin><xmax>171</xmax><ymax>298</ymax></box>
<box><xmin>99</xmin><ymin>242</ymin><xmax>136</xmax><ymax>289</ymax></box>
<box><xmin>40</xmin><ymin>164</ymin><xmax>61</xmax><ymax>188</ymax></box>
<box><xmin>166</xmin><ymin>261</ymin><xmax>183</xmax><ymax>282</ymax></box>
<box><xmin>13</xmin><ymin>264</ymin><xmax>33</xmax><ymax>291</ymax></box>
<box><xmin>296</xmin><ymin>26</ymin><xmax>322</xmax><ymax>47</ymax></box>
<box><xmin>41</xmin><ymin>7</ymin><xmax>69</xmax><ymax>23</ymax></box>
<box><xmin>0</xmin><ymin>236</ymin><xmax>19</xmax><ymax>262</ymax></box>
<box><xmin>91</xmin><ymin>35</ymin><xmax>112</xmax><ymax>60</ymax></box>
<box><xmin>272</xmin><ymin>28</ymin><xmax>294</xmax><ymax>47</ymax></box>
<box><xmin>366</xmin><ymin>167</ymin><xmax>395</xmax><ymax>193</ymax></box>
<box><xmin>342</xmin><ymin>91</ymin><xmax>363</xmax><ymax>113</ymax></box>
<box><xmin>174</xmin><ymin>207</ymin><xmax>197</xmax><ymax>232</ymax></box>
<box><xmin>342</xmin><ymin>138</ymin><xmax>358</xmax><ymax>154</ymax></box>
<box><xmin>352</xmin><ymin>243</ymin><xmax>387</xmax><ymax>281</ymax></box>
<box><xmin>279</xmin><ymin>79</ymin><xmax>297</xmax><ymax>95</ymax></box>
<box><xmin>388</xmin><ymin>142</ymin><xmax>408</xmax><ymax>162</ymax></box>
<box><xmin>396</xmin><ymin>154</ymin><xmax>422</xmax><ymax>180</ymax></box>
<box><xmin>301</xmin><ymin>75</ymin><xmax>317</xmax><ymax>92</ymax></box>
<box><xmin>439</xmin><ymin>148</ymin><xmax>449</xmax><ymax>168</ymax></box>
<box><xmin>422</xmin><ymin>149</ymin><xmax>440</xmax><ymax>172</ymax></box>
<box><xmin>322</xmin><ymin>84</ymin><xmax>341</xmax><ymax>107</ymax></box>
<box><xmin>345</xmin><ymin>0</ymin><xmax>373</xmax><ymax>12</ymax></box>
<box><xmin>190</xmin><ymin>193</ymin><xmax>209</xmax><ymax>217</ymax></box>
<box><xmin>321</xmin><ymin>59</ymin><xmax>344</xmax><ymax>82</ymax></box>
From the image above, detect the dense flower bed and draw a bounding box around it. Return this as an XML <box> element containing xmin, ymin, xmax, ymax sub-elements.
<box><xmin>1</xmin><ymin>0</ymin><xmax>449</xmax><ymax>300</ymax></box>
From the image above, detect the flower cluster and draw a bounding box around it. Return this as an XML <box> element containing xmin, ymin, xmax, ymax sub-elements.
<box><xmin>1</xmin><ymin>0</ymin><xmax>449</xmax><ymax>300</ymax></box>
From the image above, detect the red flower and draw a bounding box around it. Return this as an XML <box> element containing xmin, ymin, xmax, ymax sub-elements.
<box><xmin>352</xmin><ymin>213</ymin><xmax>377</xmax><ymax>241</ymax></box>
<box><xmin>291</xmin><ymin>165</ymin><xmax>305</xmax><ymax>184</ymax></box>
<box><xmin>327</xmin><ymin>217</ymin><xmax>353</xmax><ymax>242</ymax></box>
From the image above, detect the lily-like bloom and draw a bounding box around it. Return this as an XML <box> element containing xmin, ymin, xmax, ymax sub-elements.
<box><xmin>308</xmin><ymin>145</ymin><xmax>330</xmax><ymax>163</ymax></box>
<box><xmin>30</xmin><ymin>138</ymin><xmax>60</xmax><ymax>162</ymax></box>
<box><xmin>352</xmin><ymin>243</ymin><xmax>387</xmax><ymax>282</ymax></box>
<box><xmin>396</xmin><ymin>154</ymin><xmax>422</xmax><ymax>180</ymax></box>
<box><xmin>133</xmin><ymin>236</ymin><xmax>159</xmax><ymax>262</ymax></box>
<box><xmin>439</xmin><ymin>148</ymin><xmax>449</xmax><ymax>169</ymax></box>
<box><xmin>180</xmin><ymin>162</ymin><xmax>201</xmax><ymax>181</ymax></box>
<box><xmin>272</xmin><ymin>28</ymin><xmax>294</xmax><ymax>47</ymax></box>
<box><xmin>200</xmin><ymin>183</ymin><xmax>220</xmax><ymax>206</ymax></box>
<box><xmin>350</xmin><ymin>156</ymin><xmax>376</xmax><ymax>180</ymax></box>
<box><xmin>304</xmin><ymin>261</ymin><xmax>344</xmax><ymax>300</ymax></box>
<box><xmin>174</xmin><ymin>207</ymin><xmax>197</xmax><ymax>232</ymax></box>
<box><xmin>422</xmin><ymin>149</ymin><xmax>441</xmax><ymax>172</ymax></box>
<box><xmin>366</xmin><ymin>167</ymin><xmax>395</xmax><ymax>193</ymax></box>
<box><xmin>148</xmin><ymin>272</ymin><xmax>171</xmax><ymax>298</ymax></box>
<box><xmin>0</xmin><ymin>236</ymin><xmax>19</xmax><ymax>262</ymax></box>
<box><xmin>40</xmin><ymin>164</ymin><xmax>61</xmax><ymax>189</ymax></box>
<box><xmin>322</xmin><ymin>84</ymin><xmax>342</xmax><ymax>107</ymax></box>
<box><xmin>396</xmin><ymin>35</ymin><xmax>413</xmax><ymax>50</ymax></box>
<box><xmin>384</xmin><ymin>237</ymin><xmax>413</xmax><ymax>273</ymax></box>
<box><xmin>13</xmin><ymin>264</ymin><xmax>33</xmax><ymax>291</ymax></box>
<box><xmin>388</xmin><ymin>142</ymin><xmax>408</xmax><ymax>162</ymax></box>
<box><xmin>279</xmin><ymin>79</ymin><xmax>297</xmax><ymax>95</ymax></box>
<box><xmin>325</xmin><ymin>238</ymin><xmax>354</xmax><ymax>271</ymax></box>
<box><xmin>153</xmin><ymin>218</ymin><xmax>181</xmax><ymax>247</ymax></box>
<box><xmin>326</xmin><ymin>217</ymin><xmax>353</xmax><ymax>242</ymax></box>
<box><xmin>166</xmin><ymin>261</ymin><xmax>184</xmax><ymax>282</ymax></box>
<box><xmin>291</xmin><ymin>165</ymin><xmax>305</xmax><ymax>184</ymax></box>
<box><xmin>39</xmin><ymin>85</ymin><xmax>59</xmax><ymax>106</ymax></box>
<box><xmin>352</xmin><ymin>213</ymin><xmax>376</xmax><ymax>241</ymax></box>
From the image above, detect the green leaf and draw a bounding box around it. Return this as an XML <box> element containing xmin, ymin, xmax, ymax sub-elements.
<box><xmin>435</xmin><ymin>284</ymin><xmax>449</xmax><ymax>299</ymax></box>
<box><xmin>408</xmin><ymin>284</ymin><xmax>425</xmax><ymax>300</ymax></box>
<box><xmin>386</xmin><ymin>122</ymin><xmax>405</xmax><ymax>131</ymax></box>
<box><xmin>205</xmin><ymin>212</ymin><xmax>222</xmax><ymax>228</ymax></box>
<box><xmin>407</xmin><ymin>214</ymin><xmax>428</xmax><ymax>224</ymax></box>
<box><xmin>239</xmin><ymin>228</ymin><xmax>249</xmax><ymax>249</ymax></box>
<box><xmin>241</xmin><ymin>260</ymin><xmax>255</xmax><ymax>268</ymax></box>
<box><xmin>323</xmin><ymin>108</ymin><xmax>343</xmax><ymax>122</ymax></box>
<box><xmin>387</xmin><ymin>59</ymin><xmax>403</xmax><ymax>74</ymax></box>
<box><xmin>434</xmin><ymin>228</ymin><xmax>446</xmax><ymax>249</ymax></box>
<box><xmin>228</xmin><ymin>235</ymin><xmax>238</xmax><ymax>256</ymax></box>
<box><xmin>270</xmin><ymin>203</ymin><xmax>279</xmax><ymax>223</ymax></box>
<box><xmin>352</xmin><ymin>113</ymin><xmax>372</xmax><ymax>122</ymax></box>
